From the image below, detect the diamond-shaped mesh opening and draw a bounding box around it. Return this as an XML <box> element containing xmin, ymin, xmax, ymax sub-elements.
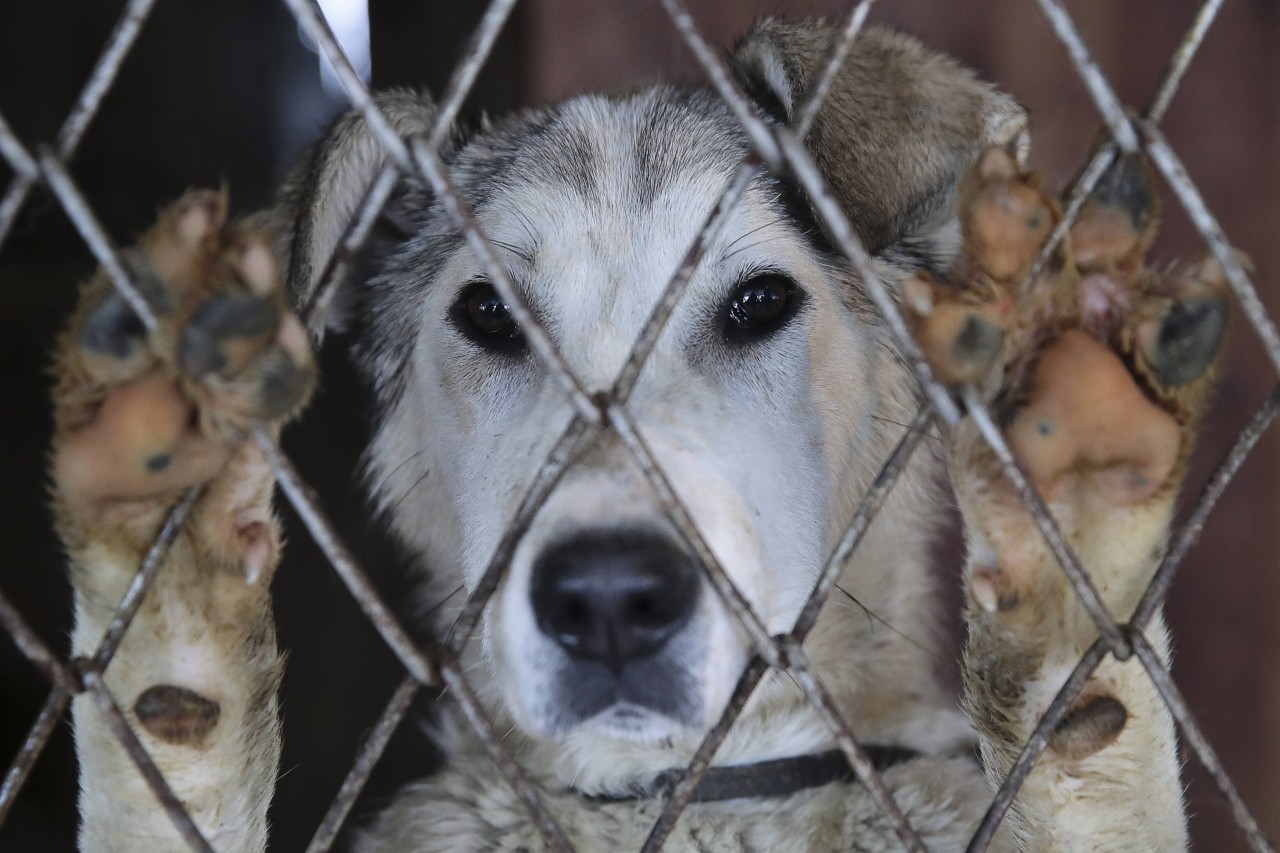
<box><xmin>1</xmin><ymin>0</ymin><xmax>1276</xmax><ymax>850</ymax></box>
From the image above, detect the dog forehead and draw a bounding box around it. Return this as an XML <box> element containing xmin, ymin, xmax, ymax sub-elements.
<box><xmin>453</xmin><ymin>90</ymin><xmax>821</xmax><ymax>347</ymax></box>
<box><xmin>462</xmin><ymin>87</ymin><xmax>750</xmax><ymax>207</ymax></box>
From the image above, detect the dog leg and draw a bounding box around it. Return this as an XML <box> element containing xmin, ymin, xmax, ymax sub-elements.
<box><xmin>50</xmin><ymin>190</ymin><xmax>315</xmax><ymax>852</ymax></box>
<box><xmin>907</xmin><ymin>148</ymin><xmax>1229</xmax><ymax>850</ymax></box>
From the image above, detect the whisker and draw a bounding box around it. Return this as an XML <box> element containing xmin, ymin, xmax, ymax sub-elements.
<box><xmin>489</xmin><ymin>239</ymin><xmax>534</xmax><ymax>264</ymax></box>
<box><xmin>513</xmin><ymin>208</ymin><xmax>540</xmax><ymax>251</ymax></box>
<box><xmin>420</xmin><ymin>584</ymin><xmax>464</xmax><ymax>622</ymax></box>
<box><xmin>834</xmin><ymin>584</ymin><xmax>932</xmax><ymax>655</ymax></box>
<box><xmin>386</xmin><ymin>466</ymin><xmax>434</xmax><ymax>518</ymax></box>
<box><xmin>723</xmin><ymin>234</ymin><xmax>789</xmax><ymax>262</ymax></box>
<box><xmin>722</xmin><ymin>216</ymin><xmax>785</xmax><ymax>253</ymax></box>
<box><xmin>367</xmin><ymin>450</ymin><xmax>425</xmax><ymax>500</ymax></box>
<box><xmin>870</xmin><ymin>414</ymin><xmax>944</xmax><ymax>444</ymax></box>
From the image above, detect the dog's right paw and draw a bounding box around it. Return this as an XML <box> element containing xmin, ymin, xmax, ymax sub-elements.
<box><xmin>51</xmin><ymin>190</ymin><xmax>315</xmax><ymax>512</ymax></box>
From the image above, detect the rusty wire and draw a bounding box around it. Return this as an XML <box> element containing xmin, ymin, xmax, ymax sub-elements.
<box><xmin>0</xmin><ymin>0</ymin><xmax>1277</xmax><ymax>851</ymax></box>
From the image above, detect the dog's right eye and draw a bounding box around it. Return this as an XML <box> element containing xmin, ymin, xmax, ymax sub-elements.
<box><xmin>449</xmin><ymin>281</ymin><xmax>526</xmax><ymax>355</ymax></box>
<box><xmin>722</xmin><ymin>272</ymin><xmax>804</xmax><ymax>344</ymax></box>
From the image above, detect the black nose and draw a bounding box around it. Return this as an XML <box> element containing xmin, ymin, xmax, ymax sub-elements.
<box><xmin>531</xmin><ymin>531</ymin><xmax>700</xmax><ymax>670</ymax></box>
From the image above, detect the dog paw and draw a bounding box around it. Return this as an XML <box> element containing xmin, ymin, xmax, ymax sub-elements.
<box><xmin>911</xmin><ymin>146</ymin><xmax>1230</xmax><ymax>651</ymax></box>
<box><xmin>51</xmin><ymin>190</ymin><xmax>315</xmax><ymax>511</ymax></box>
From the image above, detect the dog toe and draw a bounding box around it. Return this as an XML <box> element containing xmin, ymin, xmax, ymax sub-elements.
<box><xmin>1070</xmin><ymin>153</ymin><xmax>1157</xmax><ymax>272</ymax></box>
<box><xmin>178</xmin><ymin>292</ymin><xmax>279</xmax><ymax>377</ymax></box>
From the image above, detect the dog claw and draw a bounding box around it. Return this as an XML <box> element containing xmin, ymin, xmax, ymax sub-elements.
<box><xmin>173</xmin><ymin>190</ymin><xmax>227</xmax><ymax>250</ymax></box>
<box><xmin>230</xmin><ymin>235</ymin><xmax>281</xmax><ymax>298</ymax></box>
<box><xmin>970</xmin><ymin>565</ymin><xmax>1018</xmax><ymax>614</ymax></box>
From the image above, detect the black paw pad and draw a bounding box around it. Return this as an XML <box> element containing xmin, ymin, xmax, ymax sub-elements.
<box><xmin>1048</xmin><ymin>694</ymin><xmax>1127</xmax><ymax>760</ymax></box>
<box><xmin>178</xmin><ymin>293</ymin><xmax>277</xmax><ymax>376</ymax></box>
<box><xmin>80</xmin><ymin>293</ymin><xmax>146</xmax><ymax>359</ymax></box>
<box><xmin>134</xmin><ymin>684</ymin><xmax>221</xmax><ymax>747</ymax></box>
<box><xmin>1091</xmin><ymin>153</ymin><xmax>1155</xmax><ymax>231</ymax></box>
<box><xmin>1147</xmin><ymin>296</ymin><xmax>1227</xmax><ymax>388</ymax></box>
<box><xmin>951</xmin><ymin>313</ymin><xmax>1005</xmax><ymax>376</ymax></box>
<box><xmin>255</xmin><ymin>349</ymin><xmax>314</xmax><ymax>419</ymax></box>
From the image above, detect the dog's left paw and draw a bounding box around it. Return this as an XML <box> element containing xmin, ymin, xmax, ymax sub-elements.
<box><xmin>909</xmin><ymin>146</ymin><xmax>1231</xmax><ymax>775</ymax></box>
<box><xmin>912</xmin><ymin>146</ymin><xmax>1228</xmax><ymax>626</ymax></box>
<box><xmin>903</xmin><ymin>147</ymin><xmax>1220</xmax><ymax>847</ymax></box>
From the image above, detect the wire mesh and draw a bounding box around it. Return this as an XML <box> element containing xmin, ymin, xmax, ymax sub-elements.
<box><xmin>0</xmin><ymin>0</ymin><xmax>1276</xmax><ymax>850</ymax></box>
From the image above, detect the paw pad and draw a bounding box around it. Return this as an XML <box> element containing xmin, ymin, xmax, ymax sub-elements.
<box><xmin>178</xmin><ymin>293</ymin><xmax>279</xmax><ymax>377</ymax></box>
<box><xmin>1007</xmin><ymin>330</ymin><xmax>1180</xmax><ymax>504</ymax></box>
<box><xmin>911</xmin><ymin>145</ymin><xmax>1233</xmax><ymax>506</ymax></box>
<box><xmin>134</xmin><ymin>684</ymin><xmax>221</xmax><ymax>748</ymax></box>
<box><xmin>1048</xmin><ymin>694</ymin><xmax>1127</xmax><ymax>760</ymax></box>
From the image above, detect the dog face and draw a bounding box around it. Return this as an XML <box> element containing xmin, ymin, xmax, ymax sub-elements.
<box><xmin>360</xmin><ymin>89</ymin><xmax>885</xmax><ymax>741</ymax></box>
<box><xmin>278</xmin><ymin>22</ymin><xmax>1025</xmax><ymax>753</ymax></box>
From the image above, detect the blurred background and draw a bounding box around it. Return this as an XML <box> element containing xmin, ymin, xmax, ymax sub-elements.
<box><xmin>0</xmin><ymin>0</ymin><xmax>1276</xmax><ymax>849</ymax></box>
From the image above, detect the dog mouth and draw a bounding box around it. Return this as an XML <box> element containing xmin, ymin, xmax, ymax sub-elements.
<box><xmin>583</xmin><ymin>703</ymin><xmax>682</xmax><ymax>740</ymax></box>
<box><xmin>545</xmin><ymin>650</ymin><xmax>702</xmax><ymax>735</ymax></box>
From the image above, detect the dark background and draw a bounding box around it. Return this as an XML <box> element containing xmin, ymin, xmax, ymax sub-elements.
<box><xmin>1</xmin><ymin>1</ymin><xmax>1277</xmax><ymax>850</ymax></box>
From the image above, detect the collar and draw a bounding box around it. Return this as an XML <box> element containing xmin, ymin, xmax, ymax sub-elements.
<box><xmin>584</xmin><ymin>744</ymin><xmax>921</xmax><ymax>804</ymax></box>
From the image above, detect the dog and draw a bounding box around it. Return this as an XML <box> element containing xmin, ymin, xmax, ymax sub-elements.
<box><xmin>48</xmin><ymin>18</ymin><xmax>1227</xmax><ymax>851</ymax></box>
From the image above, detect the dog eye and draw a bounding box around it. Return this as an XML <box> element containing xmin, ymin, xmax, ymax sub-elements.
<box><xmin>450</xmin><ymin>281</ymin><xmax>526</xmax><ymax>355</ymax></box>
<box><xmin>724</xmin><ymin>273</ymin><xmax>801</xmax><ymax>342</ymax></box>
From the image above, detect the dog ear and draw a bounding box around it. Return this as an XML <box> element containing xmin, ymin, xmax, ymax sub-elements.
<box><xmin>730</xmin><ymin>21</ymin><xmax>1028</xmax><ymax>266</ymax></box>
<box><xmin>259</xmin><ymin>89</ymin><xmax>438</xmax><ymax>333</ymax></box>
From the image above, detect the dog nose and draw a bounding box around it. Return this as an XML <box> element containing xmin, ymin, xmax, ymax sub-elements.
<box><xmin>531</xmin><ymin>531</ymin><xmax>700</xmax><ymax>669</ymax></box>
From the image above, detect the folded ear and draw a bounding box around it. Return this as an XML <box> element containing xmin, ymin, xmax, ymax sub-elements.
<box><xmin>257</xmin><ymin>89</ymin><xmax>438</xmax><ymax>331</ymax></box>
<box><xmin>731</xmin><ymin>21</ymin><xmax>1028</xmax><ymax>266</ymax></box>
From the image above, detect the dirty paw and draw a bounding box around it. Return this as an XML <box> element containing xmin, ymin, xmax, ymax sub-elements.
<box><xmin>910</xmin><ymin>148</ymin><xmax>1230</xmax><ymax>509</ymax></box>
<box><xmin>52</xmin><ymin>189</ymin><xmax>315</xmax><ymax>508</ymax></box>
<box><xmin>911</xmin><ymin>144</ymin><xmax>1238</xmax><ymax>653</ymax></box>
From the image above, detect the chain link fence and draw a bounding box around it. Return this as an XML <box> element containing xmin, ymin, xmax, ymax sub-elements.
<box><xmin>0</xmin><ymin>0</ymin><xmax>1276</xmax><ymax>849</ymax></box>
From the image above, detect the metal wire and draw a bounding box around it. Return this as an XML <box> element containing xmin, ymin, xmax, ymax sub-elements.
<box><xmin>791</xmin><ymin>0</ymin><xmax>877</xmax><ymax>139</ymax></box>
<box><xmin>1019</xmin><ymin>0</ymin><xmax>1221</xmax><ymax>293</ymax></box>
<box><xmin>0</xmin><ymin>0</ymin><xmax>158</xmax><ymax>251</ymax></box>
<box><xmin>2</xmin><ymin>0</ymin><xmax>1277</xmax><ymax>851</ymax></box>
<box><xmin>1131</xmin><ymin>632</ymin><xmax>1275</xmax><ymax>853</ymax></box>
<box><xmin>0</xmin><ymin>689</ymin><xmax>70</xmax><ymax>826</ymax></box>
<box><xmin>305</xmin><ymin>675</ymin><xmax>421</xmax><ymax>853</ymax></box>
<box><xmin>254</xmin><ymin>429</ymin><xmax>439</xmax><ymax>687</ymax></box>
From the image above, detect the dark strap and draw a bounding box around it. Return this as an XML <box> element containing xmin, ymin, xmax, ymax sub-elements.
<box><xmin>589</xmin><ymin>745</ymin><xmax>921</xmax><ymax>804</ymax></box>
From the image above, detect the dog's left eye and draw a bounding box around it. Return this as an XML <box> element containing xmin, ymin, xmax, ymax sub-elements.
<box><xmin>724</xmin><ymin>273</ymin><xmax>802</xmax><ymax>342</ymax></box>
<box><xmin>450</xmin><ymin>281</ymin><xmax>526</xmax><ymax>355</ymax></box>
